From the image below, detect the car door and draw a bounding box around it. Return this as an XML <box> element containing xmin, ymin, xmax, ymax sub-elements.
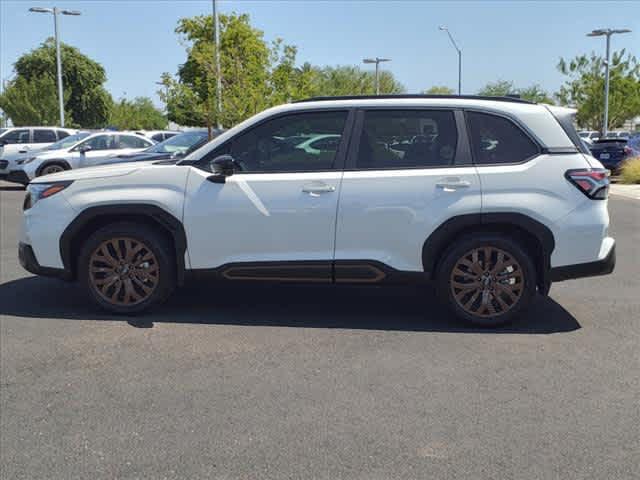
<box><xmin>183</xmin><ymin>109</ymin><xmax>353</xmax><ymax>279</ymax></box>
<box><xmin>90</xmin><ymin>134</ymin><xmax>153</xmax><ymax>165</ymax></box>
<box><xmin>75</xmin><ymin>134</ymin><xmax>118</xmax><ymax>168</ymax></box>
<box><xmin>334</xmin><ymin>108</ymin><xmax>482</xmax><ymax>277</ymax></box>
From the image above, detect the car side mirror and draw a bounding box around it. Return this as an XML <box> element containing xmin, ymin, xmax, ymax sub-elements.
<box><xmin>78</xmin><ymin>145</ymin><xmax>92</xmax><ymax>154</ymax></box>
<box><xmin>207</xmin><ymin>155</ymin><xmax>236</xmax><ymax>184</ymax></box>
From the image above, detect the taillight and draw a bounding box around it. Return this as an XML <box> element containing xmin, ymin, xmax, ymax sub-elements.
<box><xmin>623</xmin><ymin>146</ymin><xmax>632</xmax><ymax>156</ymax></box>
<box><xmin>565</xmin><ymin>168</ymin><xmax>609</xmax><ymax>200</ymax></box>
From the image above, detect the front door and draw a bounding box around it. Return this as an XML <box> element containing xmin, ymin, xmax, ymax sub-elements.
<box><xmin>183</xmin><ymin>110</ymin><xmax>352</xmax><ymax>280</ymax></box>
<box><xmin>334</xmin><ymin>108</ymin><xmax>482</xmax><ymax>276</ymax></box>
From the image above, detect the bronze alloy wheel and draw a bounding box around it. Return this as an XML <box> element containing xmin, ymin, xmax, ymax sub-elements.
<box><xmin>89</xmin><ymin>237</ymin><xmax>160</xmax><ymax>306</ymax></box>
<box><xmin>449</xmin><ymin>246</ymin><xmax>524</xmax><ymax>317</ymax></box>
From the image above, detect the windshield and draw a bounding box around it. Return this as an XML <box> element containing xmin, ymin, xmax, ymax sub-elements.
<box><xmin>0</xmin><ymin>128</ymin><xmax>7</xmax><ymax>136</ymax></box>
<box><xmin>45</xmin><ymin>132</ymin><xmax>91</xmax><ymax>151</ymax></box>
<box><xmin>146</xmin><ymin>131</ymin><xmax>208</xmax><ymax>154</ymax></box>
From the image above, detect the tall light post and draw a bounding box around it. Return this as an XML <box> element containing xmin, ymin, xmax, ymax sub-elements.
<box><xmin>29</xmin><ymin>6</ymin><xmax>81</xmax><ymax>127</ymax></box>
<box><xmin>587</xmin><ymin>28</ymin><xmax>632</xmax><ymax>137</ymax></box>
<box><xmin>363</xmin><ymin>57</ymin><xmax>391</xmax><ymax>95</ymax></box>
<box><xmin>212</xmin><ymin>0</ymin><xmax>222</xmax><ymax>131</ymax></box>
<box><xmin>439</xmin><ymin>26</ymin><xmax>462</xmax><ymax>95</ymax></box>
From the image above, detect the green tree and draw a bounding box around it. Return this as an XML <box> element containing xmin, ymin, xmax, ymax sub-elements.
<box><xmin>422</xmin><ymin>85</ymin><xmax>455</xmax><ymax>95</ymax></box>
<box><xmin>308</xmin><ymin>65</ymin><xmax>405</xmax><ymax>97</ymax></box>
<box><xmin>6</xmin><ymin>38</ymin><xmax>112</xmax><ymax>127</ymax></box>
<box><xmin>109</xmin><ymin>97</ymin><xmax>166</xmax><ymax>130</ymax></box>
<box><xmin>0</xmin><ymin>75</ymin><xmax>64</xmax><ymax>126</ymax></box>
<box><xmin>557</xmin><ymin>49</ymin><xmax>640</xmax><ymax>132</ymax></box>
<box><xmin>477</xmin><ymin>80</ymin><xmax>553</xmax><ymax>103</ymax></box>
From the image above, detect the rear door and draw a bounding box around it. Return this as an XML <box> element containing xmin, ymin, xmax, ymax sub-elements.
<box><xmin>334</xmin><ymin>108</ymin><xmax>482</xmax><ymax>276</ymax></box>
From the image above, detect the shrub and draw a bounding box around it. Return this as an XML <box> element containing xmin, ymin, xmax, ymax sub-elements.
<box><xmin>620</xmin><ymin>156</ymin><xmax>640</xmax><ymax>184</ymax></box>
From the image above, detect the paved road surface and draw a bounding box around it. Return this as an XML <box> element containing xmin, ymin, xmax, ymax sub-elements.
<box><xmin>1</xmin><ymin>181</ymin><xmax>638</xmax><ymax>479</ymax></box>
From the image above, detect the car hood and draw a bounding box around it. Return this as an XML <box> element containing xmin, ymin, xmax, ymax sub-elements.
<box><xmin>31</xmin><ymin>162</ymin><xmax>157</xmax><ymax>183</ymax></box>
<box><xmin>28</xmin><ymin>148</ymin><xmax>72</xmax><ymax>160</ymax></box>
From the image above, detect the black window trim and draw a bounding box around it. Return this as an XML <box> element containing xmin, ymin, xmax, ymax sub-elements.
<box><xmin>463</xmin><ymin>108</ymin><xmax>543</xmax><ymax>167</ymax></box>
<box><xmin>344</xmin><ymin>106</ymin><xmax>472</xmax><ymax>171</ymax></box>
<box><xmin>194</xmin><ymin>108</ymin><xmax>356</xmax><ymax>174</ymax></box>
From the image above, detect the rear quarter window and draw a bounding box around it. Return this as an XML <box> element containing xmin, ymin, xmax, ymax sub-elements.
<box><xmin>467</xmin><ymin>112</ymin><xmax>539</xmax><ymax>165</ymax></box>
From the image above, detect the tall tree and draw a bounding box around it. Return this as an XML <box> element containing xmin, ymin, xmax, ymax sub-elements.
<box><xmin>307</xmin><ymin>66</ymin><xmax>405</xmax><ymax>97</ymax></box>
<box><xmin>557</xmin><ymin>49</ymin><xmax>640</xmax><ymax>132</ymax></box>
<box><xmin>422</xmin><ymin>86</ymin><xmax>455</xmax><ymax>95</ymax></box>
<box><xmin>0</xmin><ymin>75</ymin><xmax>63</xmax><ymax>126</ymax></box>
<box><xmin>477</xmin><ymin>80</ymin><xmax>553</xmax><ymax>103</ymax></box>
<box><xmin>109</xmin><ymin>97</ymin><xmax>167</xmax><ymax>130</ymax></box>
<box><xmin>6</xmin><ymin>38</ymin><xmax>112</xmax><ymax>127</ymax></box>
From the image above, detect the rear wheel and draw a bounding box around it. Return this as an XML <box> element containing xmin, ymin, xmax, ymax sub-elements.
<box><xmin>78</xmin><ymin>222</ymin><xmax>175</xmax><ymax>314</ymax></box>
<box><xmin>436</xmin><ymin>234</ymin><xmax>537</xmax><ymax>326</ymax></box>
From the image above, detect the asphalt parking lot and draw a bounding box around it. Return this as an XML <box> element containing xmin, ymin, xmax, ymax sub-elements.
<box><xmin>1</xmin><ymin>181</ymin><xmax>638</xmax><ymax>480</ymax></box>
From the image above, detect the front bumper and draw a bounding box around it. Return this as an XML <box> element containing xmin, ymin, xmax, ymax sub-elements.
<box><xmin>7</xmin><ymin>170</ymin><xmax>30</xmax><ymax>185</ymax></box>
<box><xmin>550</xmin><ymin>241</ymin><xmax>616</xmax><ymax>281</ymax></box>
<box><xmin>19</xmin><ymin>242</ymin><xmax>71</xmax><ymax>280</ymax></box>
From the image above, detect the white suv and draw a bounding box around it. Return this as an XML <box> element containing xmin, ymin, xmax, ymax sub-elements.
<box><xmin>18</xmin><ymin>96</ymin><xmax>615</xmax><ymax>326</ymax></box>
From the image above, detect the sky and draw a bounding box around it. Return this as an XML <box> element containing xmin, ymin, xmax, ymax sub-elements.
<box><xmin>1</xmin><ymin>0</ymin><xmax>639</xmax><ymax>107</ymax></box>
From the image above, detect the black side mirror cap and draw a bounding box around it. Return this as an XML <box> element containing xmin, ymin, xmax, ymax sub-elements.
<box><xmin>207</xmin><ymin>154</ymin><xmax>236</xmax><ymax>184</ymax></box>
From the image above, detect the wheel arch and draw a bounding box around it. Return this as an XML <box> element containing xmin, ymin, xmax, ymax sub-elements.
<box><xmin>36</xmin><ymin>159</ymin><xmax>71</xmax><ymax>177</ymax></box>
<box><xmin>422</xmin><ymin>213</ymin><xmax>555</xmax><ymax>293</ymax></box>
<box><xmin>60</xmin><ymin>204</ymin><xmax>187</xmax><ymax>285</ymax></box>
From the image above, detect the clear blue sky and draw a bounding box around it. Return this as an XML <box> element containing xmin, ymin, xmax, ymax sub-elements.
<box><xmin>1</xmin><ymin>0</ymin><xmax>638</xmax><ymax>106</ymax></box>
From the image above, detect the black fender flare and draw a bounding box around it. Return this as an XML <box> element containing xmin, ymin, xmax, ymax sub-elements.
<box><xmin>422</xmin><ymin>213</ymin><xmax>555</xmax><ymax>292</ymax></box>
<box><xmin>59</xmin><ymin>204</ymin><xmax>187</xmax><ymax>284</ymax></box>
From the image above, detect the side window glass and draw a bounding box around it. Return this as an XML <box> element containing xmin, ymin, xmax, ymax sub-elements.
<box><xmin>2</xmin><ymin>129</ymin><xmax>30</xmax><ymax>144</ymax></box>
<box><xmin>118</xmin><ymin>135</ymin><xmax>150</xmax><ymax>149</ymax></box>
<box><xmin>467</xmin><ymin>112</ymin><xmax>539</xmax><ymax>165</ymax></box>
<box><xmin>33</xmin><ymin>129</ymin><xmax>57</xmax><ymax>143</ymax></box>
<box><xmin>151</xmin><ymin>133</ymin><xmax>164</xmax><ymax>142</ymax></box>
<box><xmin>227</xmin><ymin>111</ymin><xmax>348</xmax><ymax>173</ymax></box>
<box><xmin>82</xmin><ymin>135</ymin><xmax>116</xmax><ymax>151</ymax></box>
<box><xmin>356</xmin><ymin>110</ymin><xmax>458</xmax><ymax>169</ymax></box>
<box><xmin>57</xmin><ymin>130</ymin><xmax>70</xmax><ymax>140</ymax></box>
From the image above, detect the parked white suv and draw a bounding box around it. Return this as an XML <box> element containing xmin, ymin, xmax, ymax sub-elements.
<box><xmin>7</xmin><ymin>131</ymin><xmax>154</xmax><ymax>184</ymax></box>
<box><xmin>18</xmin><ymin>96</ymin><xmax>615</xmax><ymax>326</ymax></box>
<box><xmin>0</xmin><ymin>127</ymin><xmax>76</xmax><ymax>177</ymax></box>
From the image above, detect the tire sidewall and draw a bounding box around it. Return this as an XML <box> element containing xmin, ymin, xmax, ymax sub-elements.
<box><xmin>436</xmin><ymin>234</ymin><xmax>537</xmax><ymax>327</ymax></box>
<box><xmin>78</xmin><ymin>222</ymin><xmax>175</xmax><ymax>314</ymax></box>
<box><xmin>38</xmin><ymin>163</ymin><xmax>67</xmax><ymax>177</ymax></box>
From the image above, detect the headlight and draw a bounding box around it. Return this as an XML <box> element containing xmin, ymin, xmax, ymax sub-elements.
<box><xmin>24</xmin><ymin>181</ymin><xmax>73</xmax><ymax>210</ymax></box>
<box><xmin>18</xmin><ymin>156</ymin><xmax>37</xmax><ymax>165</ymax></box>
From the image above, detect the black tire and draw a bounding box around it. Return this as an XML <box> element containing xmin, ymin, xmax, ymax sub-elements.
<box><xmin>78</xmin><ymin>222</ymin><xmax>176</xmax><ymax>314</ymax></box>
<box><xmin>37</xmin><ymin>162</ymin><xmax>68</xmax><ymax>177</ymax></box>
<box><xmin>435</xmin><ymin>233</ymin><xmax>537</xmax><ymax>327</ymax></box>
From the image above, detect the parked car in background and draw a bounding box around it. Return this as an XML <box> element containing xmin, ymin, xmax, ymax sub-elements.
<box><xmin>135</xmin><ymin>130</ymin><xmax>180</xmax><ymax>143</ymax></box>
<box><xmin>18</xmin><ymin>95</ymin><xmax>614</xmax><ymax>327</ymax></box>
<box><xmin>109</xmin><ymin>129</ymin><xmax>212</xmax><ymax>165</ymax></box>
<box><xmin>0</xmin><ymin>127</ymin><xmax>76</xmax><ymax>178</ymax></box>
<box><xmin>588</xmin><ymin>137</ymin><xmax>633</xmax><ymax>173</ymax></box>
<box><xmin>7</xmin><ymin>131</ymin><xmax>154</xmax><ymax>184</ymax></box>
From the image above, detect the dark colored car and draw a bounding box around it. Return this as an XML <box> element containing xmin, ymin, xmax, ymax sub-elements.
<box><xmin>109</xmin><ymin>129</ymin><xmax>216</xmax><ymax>165</ymax></box>
<box><xmin>589</xmin><ymin>137</ymin><xmax>634</xmax><ymax>172</ymax></box>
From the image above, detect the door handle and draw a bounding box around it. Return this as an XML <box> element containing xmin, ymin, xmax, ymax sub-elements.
<box><xmin>302</xmin><ymin>183</ymin><xmax>336</xmax><ymax>195</ymax></box>
<box><xmin>436</xmin><ymin>178</ymin><xmax>471</xmax><ymax>191</ymax></box>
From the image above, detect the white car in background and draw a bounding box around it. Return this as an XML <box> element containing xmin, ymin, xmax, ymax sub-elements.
<box><xmin>135</xmin><ymin>130</ymin><xmax>180</xmax><ymax>143</ymax></box>
<box><xmin>0</xmin><ymin>127</ymin><xmax>77</xmax><ymax>177</ymax></box>
<box><xmin>7</xmin><ymin>131</ymin><xmax>154</xmax><ymax>184</ymax></box>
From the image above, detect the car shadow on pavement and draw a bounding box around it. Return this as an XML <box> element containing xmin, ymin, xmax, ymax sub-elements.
<box><xmin>0</xmin><ymin>276</ymin><xmax>581</xmax><ymax>334</ymax></box>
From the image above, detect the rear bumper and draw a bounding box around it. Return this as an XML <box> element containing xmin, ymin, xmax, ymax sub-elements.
<box><xmin>7</xmin><ymin>170</ymin><xmax>30</xmax><ymax>185</ymax></box>
<box><xmin>18</xmin><ymin>242</ymin><xmax>71</xmax><ymax>280</ymax></box>
<box><xmin>550</xmin><ymin>241</ymin><xmax>615</xmax><ymax>281</ymax></box>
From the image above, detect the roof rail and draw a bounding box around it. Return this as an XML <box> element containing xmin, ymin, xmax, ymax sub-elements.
<box><xmin>293</xmin><ymin>94</ymin><xmax>535</xmax><ymax>105</ymax></box>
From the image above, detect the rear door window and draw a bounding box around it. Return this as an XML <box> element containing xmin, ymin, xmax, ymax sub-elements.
<box><xmin>356</xmin><ymin>110</ymin><xmax>458</xmax><ymax>169</ymax></box>
<box><xmin>466</xmin><ymin>112</ymin><xmax>539</xmax><ymax>165</ymax></box>
<box><xmin>33</xmin><ymin>129</ymin><xmax>57</xmax><ymax>143</ymax></box>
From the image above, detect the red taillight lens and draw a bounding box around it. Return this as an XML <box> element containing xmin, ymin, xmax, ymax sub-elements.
<box><xmin>624</xmin><ymin>146</ymin><xmax>632</xmax><ymax>155</ymax></box>
<box><xmin>565</xmin><ymin>168</ymin><xmax>610</xmax><ymax>200</ymax></box>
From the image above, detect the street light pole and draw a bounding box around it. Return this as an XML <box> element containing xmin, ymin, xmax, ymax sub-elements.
<box><xmin>439</xmin><ymin>26</ymin><xmax>462</xmax><ymax>95</ymax></box>
<box><xmin>212</xmin><ymin>0</ymin><xmax>222</xmax><ymax>130</ymax></box>
<box><xmin>29</xmin><ymin>6</ymin><xmax>81</xmax><ymax>127</ymax></box>
<box><xmin>587</xmin><ymin>27</ymin><xmax>632</xmax><ymax>137</ymax></box>
<box><xmin>363</xmin><ymin>57</ymin><xmax>391</xmax><ymax>95</ymax></box>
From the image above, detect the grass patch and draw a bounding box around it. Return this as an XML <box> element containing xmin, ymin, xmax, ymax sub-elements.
<box><xmin>620</xmin><ymin>156</ymin><xmax>640</xmax><ymax>184</ymax></box>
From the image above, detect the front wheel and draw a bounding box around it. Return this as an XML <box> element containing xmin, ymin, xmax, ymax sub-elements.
<box><xmin>436</xmin><ymin>234</ymin><xmax>537</xmax><ymax>327</ymax></box>
<box><xmin>39</xmin><ymin>163</ymin><xmax>67</xmax><ymax>176</ymax></box>
<box><xmin>78</xmin><ymin>222</ymin><xmax>176</xmax><ymax>314</ymax></box>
